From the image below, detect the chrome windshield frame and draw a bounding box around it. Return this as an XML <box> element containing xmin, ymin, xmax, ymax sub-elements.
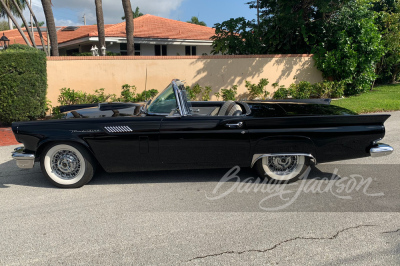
<box><xmin>145</xmin><ymin>79</ymin><xmax>191</xmax><ymax>116</ymax></box>
<box><xmin>172</xmin><ymin>80</ymin><xmax>191</xmax><ymax>116</ymax></box>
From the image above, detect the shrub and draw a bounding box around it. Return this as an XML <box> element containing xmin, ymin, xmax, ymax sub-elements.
<box><xmin>6</xmin><ymin>44</ymin><xmax>38</xmax><ymax>51</ymax></box>
<box><xmin>202</xmin><ymin>86</ymin><xmax>212</xmax><ymax>101</ymax></box>
<box><xmin>245</xmin><ymin>78</ymin><xmax>270</xmax><ymax>100</ymax></box>
<box><xmin>0</xmin><ymin>48</ymin><xmax>47</xmax><ymax>124</ymax></box>
<box><xmin>57</xmin><ymin>85</ymin><xmax>158</xmax><ymax>107</ymax></box>
<box><xmin>135</xmin><ymin>89</ymin><xmax>158</xmax><ymax>102</ymax></box>
<box><xmin>186</xmin><ymin>83</ymin><xmax>203</xmax><ymax>100</ymax></box>
<box><xmin>273</xmin><ymin>86</ymin><xmax>289</xmax><ymax>99</ymax></box>
<box><xmin>289</xmin><ymin>81</ymin><xmax>313</xmax><ymax>99</ymax></box>
<box><xmin>312</xmin><ymin>81</ymin><xmax>346</xmax><ymax>98</ymax></box>
<box><xmin>58</xmin><ymin>88</ymin><xmax>116</xmax><ymax>105</ymax></box>
<box><xmin>119</xmin><ymin>84</ymin><xmax>137</xmax><ymax>102</ymax></box>
<box><xmin>221</xmin><ymin>85</ymin><xmax>238</xmax><ymax>101</ymax></box>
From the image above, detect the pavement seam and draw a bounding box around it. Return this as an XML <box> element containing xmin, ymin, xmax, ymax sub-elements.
<box><xmin>382</xmin><ymin>228</ymin><xmax>400</xmax><ymax>234</ymax></box>
<box><xmin>187</xmin><ymin>224</ymin><xmax>377</xmax><ymax>262</ymax></box>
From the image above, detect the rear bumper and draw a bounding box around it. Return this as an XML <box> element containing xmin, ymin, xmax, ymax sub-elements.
<box><xmin>12</xmin><ymin>147</ymin><xmax>35</xmax><ymax>169</ymax></box>
<box><xmin>370</xmin><ymin>144</ymin><xmax>394</xmax><ymax>157</ymax></box>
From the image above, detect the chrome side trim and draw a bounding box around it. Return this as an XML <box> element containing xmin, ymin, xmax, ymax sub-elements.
<box><xmin>12</xmin><ymin>146</ymin><xmax>35</xmax><ymax>169</ymax></box>
<box><xmin>370</xmin><ymin>144</ymin><xmax>394</xmax><ymax>157</ymax></box>
<box><xmin>251</xmin><ymin>153</ymin><xmax>316</xmax><ymax>168</ymax></box>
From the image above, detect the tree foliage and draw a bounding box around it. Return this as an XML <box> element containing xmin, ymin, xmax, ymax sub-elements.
<box><xmin>374</xmin><ymin>0</ymin><xmax>400</xmax><ymax>83</ymax></box>
<box><xmin>0</xmin><ymin>20</ymin><xmax>7</xmax><ymax>30</ymax></box>
<box><xmin>0</xmin><ymin>0</ymin><xmax>25</xmax><ymax>19</ymax></box>
<box><xmin>121</xmin><ymin>6</ymin><xmax>143</xmax><ymax>20</ymax></box>
<box><xmin>212</xmin><ymin>17</ymin><xmax>265</xmax><ymax>55</ymax></box>
<box><xmin>313</xmin><ymin>1</ymin><xmax>384</xmax><ymax>95</ymax></box>
<box><xmin>187</xmin><ymin>16</ymin><xmax>206</xmax><ymax>26</ymax></box>
<box><xmin>21</xmin><ymin>21</ymin><xmax>45</xmax><ymax>27</ymax></box>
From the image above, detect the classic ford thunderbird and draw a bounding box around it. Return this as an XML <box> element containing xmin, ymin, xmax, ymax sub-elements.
<box><xmin>12</xmin><ymin>80</ymin><xmax>394</xmax><ymax>188</ymax></box>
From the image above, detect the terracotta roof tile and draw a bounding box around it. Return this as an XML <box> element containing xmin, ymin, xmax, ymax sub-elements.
<box><xmin>106</xmin><ymin>14</ymin><xmax>215</xmax><ymax>41</ymax></box>
<box><xmin>0</xmin><ymin>15</ymin><xmax>215</xmax><ymax>46</ymax></box>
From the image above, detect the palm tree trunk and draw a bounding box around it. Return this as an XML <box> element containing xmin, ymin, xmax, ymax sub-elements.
<box><xmin>0</xmin><ymin>0</ymin><xmax>31</xmax><ymax>46</ymax></box>
<box><xmin>41</xmin><ymin>0</ymin><xmax>58</xmax><ymax>56</ymax></box>
<box><xmin>25</xmin><ymin>0</ymin><xmax>49</xmax><ymax>55</ymax></box>
<box><xmin>8</xmin><ymin>16</ymin><xmax>12</xmax><ymax>29</ymax></box>
<box><xmin>121</xmin><ymin>0</ymin><xmax>134</xmax><ymax>55</ymax></box>
<box><xmin>11</xmin><ymin>0</ymin><xmax>36</xmax><ymax>48</ymax></box>
<box><xmin>95</xmin><ymin>0</ymin><xmax>106</xmax><ymax>55</ymax></box>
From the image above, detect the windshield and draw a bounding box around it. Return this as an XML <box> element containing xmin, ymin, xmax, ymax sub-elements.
<box><xmin>147</xmin><ymin>84</ymin><xmax>177</xmax><ymax>114</ymax></box>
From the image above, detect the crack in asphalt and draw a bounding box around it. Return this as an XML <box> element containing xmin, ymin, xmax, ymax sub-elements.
<box><xmin>187</xmin><ymin>225</ymin><xmax>377</xmax><ymax>262</ymax></box>
<box><xmin>382</xmin><ymin>228</ymin><xmax>400</xmax><ymax>234</ymax></box>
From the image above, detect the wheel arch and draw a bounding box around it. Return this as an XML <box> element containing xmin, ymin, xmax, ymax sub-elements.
<box><xmin>251</xmin><ymin>136</ymin><xmax>317</xmax><ymax>167</ymax></box>
<box><xmin>35</xmin><ymin>138</ymin><xmax>95</xmax><ymax>162</ymax></box>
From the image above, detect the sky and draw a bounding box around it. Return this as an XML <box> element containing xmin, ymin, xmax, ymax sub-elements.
<box><xmin>4</xmin><ymin>0</ymin><xmax>257</xmax><ymax>28</ymax></box>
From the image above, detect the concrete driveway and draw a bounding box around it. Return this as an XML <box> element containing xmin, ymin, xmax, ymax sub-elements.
<box><xmin>0</xmin><ymin>112</ymin><xmax>399</xmax><ymax>265</ymax></box>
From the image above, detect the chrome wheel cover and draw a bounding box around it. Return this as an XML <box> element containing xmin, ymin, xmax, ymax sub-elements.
<box><xmin>261</xmin><ymin>155</ymin><xmax>305</xmax><ymax>181</ymax></box>
<box><xmin>51</xmin><ymin>150</ymin><xmax>81</xmax><ymax>180</ymax></box>
<box><xmin>266</xmin><ymin>155</ymin><xmax>298</xmax><ymax>176</ymax></box>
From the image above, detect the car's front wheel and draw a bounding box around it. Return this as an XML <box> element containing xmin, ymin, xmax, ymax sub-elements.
<box><xmin>255</xmin><ymin>155</ymin><xmax>310</xmax><ymax>183</ymax></box>
<box><xmin>40</xmin><ymin>143</ymin><xmax>95</xmax><ymax>188</ymax></box>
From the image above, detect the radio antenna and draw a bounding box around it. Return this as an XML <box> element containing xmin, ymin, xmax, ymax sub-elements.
<box><xmin>145</xmin><ymin>66</ymin><xmax>148</xmax><ymax>102</ymax></box>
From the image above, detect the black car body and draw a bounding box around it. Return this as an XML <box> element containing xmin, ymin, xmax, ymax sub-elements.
<box><xmin>12</xmin><ymin>80</ymin><xmax>394</xmax><ymax>188</ymax></box>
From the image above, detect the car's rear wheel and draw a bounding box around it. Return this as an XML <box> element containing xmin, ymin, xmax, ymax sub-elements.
<box><xmin>255</xmin><ymin>155</ymin><xmax>310</xmax><ymax>183</ymax></box>
<box><xmin>40</xmin><ymin>143</ymin><xmax>95</xmax><ymax>188</ymax></box>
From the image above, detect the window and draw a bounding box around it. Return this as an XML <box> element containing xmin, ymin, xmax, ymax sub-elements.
<box><xmin>120</xmin><ymin>43</ymin><xmax>141</xmax><ymax>55</ymax></box>
<box><xmin>120</xmin><ymin>43</ymin><xmax>127</xmax><ymax>55</ymax></box>
<box><xmin>134</xmin><ymin>43</ymin><xmax>141</xmax><ymax>56</ymax></box>
<box><xmin>155</xmin><ymin>45</ymin><xmax>167</xmax><ymax>56</ymax></box>
<box><xmin>147</xmin><ymin>84</ymin><xmax>176</xmax><ymax>114</ymax></box>
<box><xmin>66</xmin><ymin>48</ymin><xmax>79</xmax><ymax>56</ymax></box>
<box><xmin>185</xmin><ymin>46</ymin><xmax>197</xmax><ymax>56</ymax></box>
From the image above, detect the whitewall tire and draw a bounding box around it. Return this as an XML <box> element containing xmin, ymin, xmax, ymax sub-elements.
<box><xmin>40</xmin><ymin>143</ymin><xmax>95</xmax><ymax>188</ymax></box>
<box><xmin>255</xmin><ymin>155</ymin><xmax>310</xmax><ymax>183</ymax></box>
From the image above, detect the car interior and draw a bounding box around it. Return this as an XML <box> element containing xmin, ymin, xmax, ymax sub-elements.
<box><xmin>146</xmin><ymin>80</ymin><xmax>251</xmax><ymax>117</ymax></box>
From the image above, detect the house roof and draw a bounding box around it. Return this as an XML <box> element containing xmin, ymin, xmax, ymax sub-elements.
<box><xmin>102</xmin><ymin>14</ymin><xmax>215</xmax><ymax>41</ymax></box>
<box><xmin>0</xmin><ymin>27</ymin><xmax>49</xmax><ymax>47</ymax></box>
<box><xmin>0</xmin><ymin>15</ymin><xmax>215</xmax><ymax>47</ymax></box>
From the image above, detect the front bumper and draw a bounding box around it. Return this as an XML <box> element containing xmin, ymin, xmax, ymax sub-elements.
<box><xmin>12</xmin><ymin>147</ymin><xmax>35</xmax><ymax>169</ymax></box>
<box><xmin>370</xmin><ymin>144</ymin><xmax>394</xmax><ymax>157</ymax></box>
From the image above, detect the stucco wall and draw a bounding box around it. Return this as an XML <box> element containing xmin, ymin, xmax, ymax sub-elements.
<box><xmin>47</xmin><ymin>55</ymin><xmax>323</xmax><ymax>106</ymax></box>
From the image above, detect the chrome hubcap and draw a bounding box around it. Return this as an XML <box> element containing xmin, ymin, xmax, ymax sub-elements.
<box><xmin>267</xmin><ymin>156</ymin><xmax>298</xmax><ymax>175</ymax></box>
<box><xmin>51</xmin><ymin>150</ymin><xmax>81</xmax><ymax>180</ymax></box>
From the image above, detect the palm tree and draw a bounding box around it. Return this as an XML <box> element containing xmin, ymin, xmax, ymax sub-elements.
<box><xmin>25</xmin><ymin>1</ymin><xmax>49</xmax><ymax>55</ymax></box>
<box><xmin>95</xmin><ymin>0</ymin><xmax>105</xmax><ymax>55</ymax></box>
<box><xmin>187</xmin><ymin>16</ymin><xmax>206</xmax><ymax>26</ymax></box>
<box><xmin>0</xmin><ymin>0</ymin><xmax>24</xmax><ymax>30</ymax></box>
<box><xmin>121</xmin><ymin>6</ymin><xmax>143</xmax><ymax>20</ymax></box>
<box><xmin>41</xmin><ymin>0</ymin><xmax>58</xmax><ymax>56</ymax></box>
<box><xmin>121</xmin><ymin>0</ymin><xmax>134</xmax><ymax>55</ymax></box>
<box><xmin>11</xmin><ymin>0</ymin><xmax>36</xmax><ymax>47</ymax></box>
<box><xmin>0</xmin><ymin>0</ymin><xmax>31</xmax><ymax>46</ymax></box>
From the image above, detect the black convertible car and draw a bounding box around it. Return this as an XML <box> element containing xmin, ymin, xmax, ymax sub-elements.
<box><xmin>12</xmin><ymin>80</ymin><xmax>393</xmax><ymax>188</ymax></box>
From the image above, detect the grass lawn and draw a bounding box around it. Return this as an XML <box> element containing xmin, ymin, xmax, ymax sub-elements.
<box><xmin>332</xmin><ymin>84</ymin><xmax>400</xmax><ymax>114</ymax></box>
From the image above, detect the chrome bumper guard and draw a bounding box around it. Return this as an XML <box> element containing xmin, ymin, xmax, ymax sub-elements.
<box><xmin>12</xmin><ymin>147</ymin><xmax>35</xmax><ymax>169</ymax></box>
<box><xmin>370</xmin><ymin>144</ymin><xmax>394</xmax><ymax>157</ymax></box>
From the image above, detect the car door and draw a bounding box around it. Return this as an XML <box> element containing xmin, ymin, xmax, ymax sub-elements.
<box><xmin>159</xmin><ymin>116</ymin><xmax>251</xmax><ymax>168</ymax></box>
<box><xmin>85</xmin><ymin>116</ymin><xmax>163</xmax><ymax>172</ymax></box>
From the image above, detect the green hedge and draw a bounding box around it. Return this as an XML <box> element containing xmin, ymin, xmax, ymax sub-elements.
<box><xmin>0</xmin><ymin>47</ymin><xmax>47</xmax><ymax>125</ymax></box>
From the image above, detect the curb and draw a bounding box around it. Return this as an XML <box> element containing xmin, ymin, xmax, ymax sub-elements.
<box><xmin>0</xmin><ymin>128</ymin><xmax>19</xmax><ymax>146</ymax></box>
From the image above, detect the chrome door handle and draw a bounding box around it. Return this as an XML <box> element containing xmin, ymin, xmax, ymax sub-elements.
<box><xmin>225</xmin><ymin>122</ymin><xmax>244</xmax><ymax>129</ymax></box>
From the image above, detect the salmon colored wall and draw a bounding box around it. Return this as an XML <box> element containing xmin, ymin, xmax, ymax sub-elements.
<box><xmin>47</xmin><ymin>55</ymin><xmax>323</xmax><ymax>106</ymax></box>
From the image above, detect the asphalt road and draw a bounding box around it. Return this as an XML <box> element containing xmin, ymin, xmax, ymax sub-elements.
<box><xmin>0</xmin><ymin>112</ymin><xmax>399</xmax><ymax>265</ymax></box>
